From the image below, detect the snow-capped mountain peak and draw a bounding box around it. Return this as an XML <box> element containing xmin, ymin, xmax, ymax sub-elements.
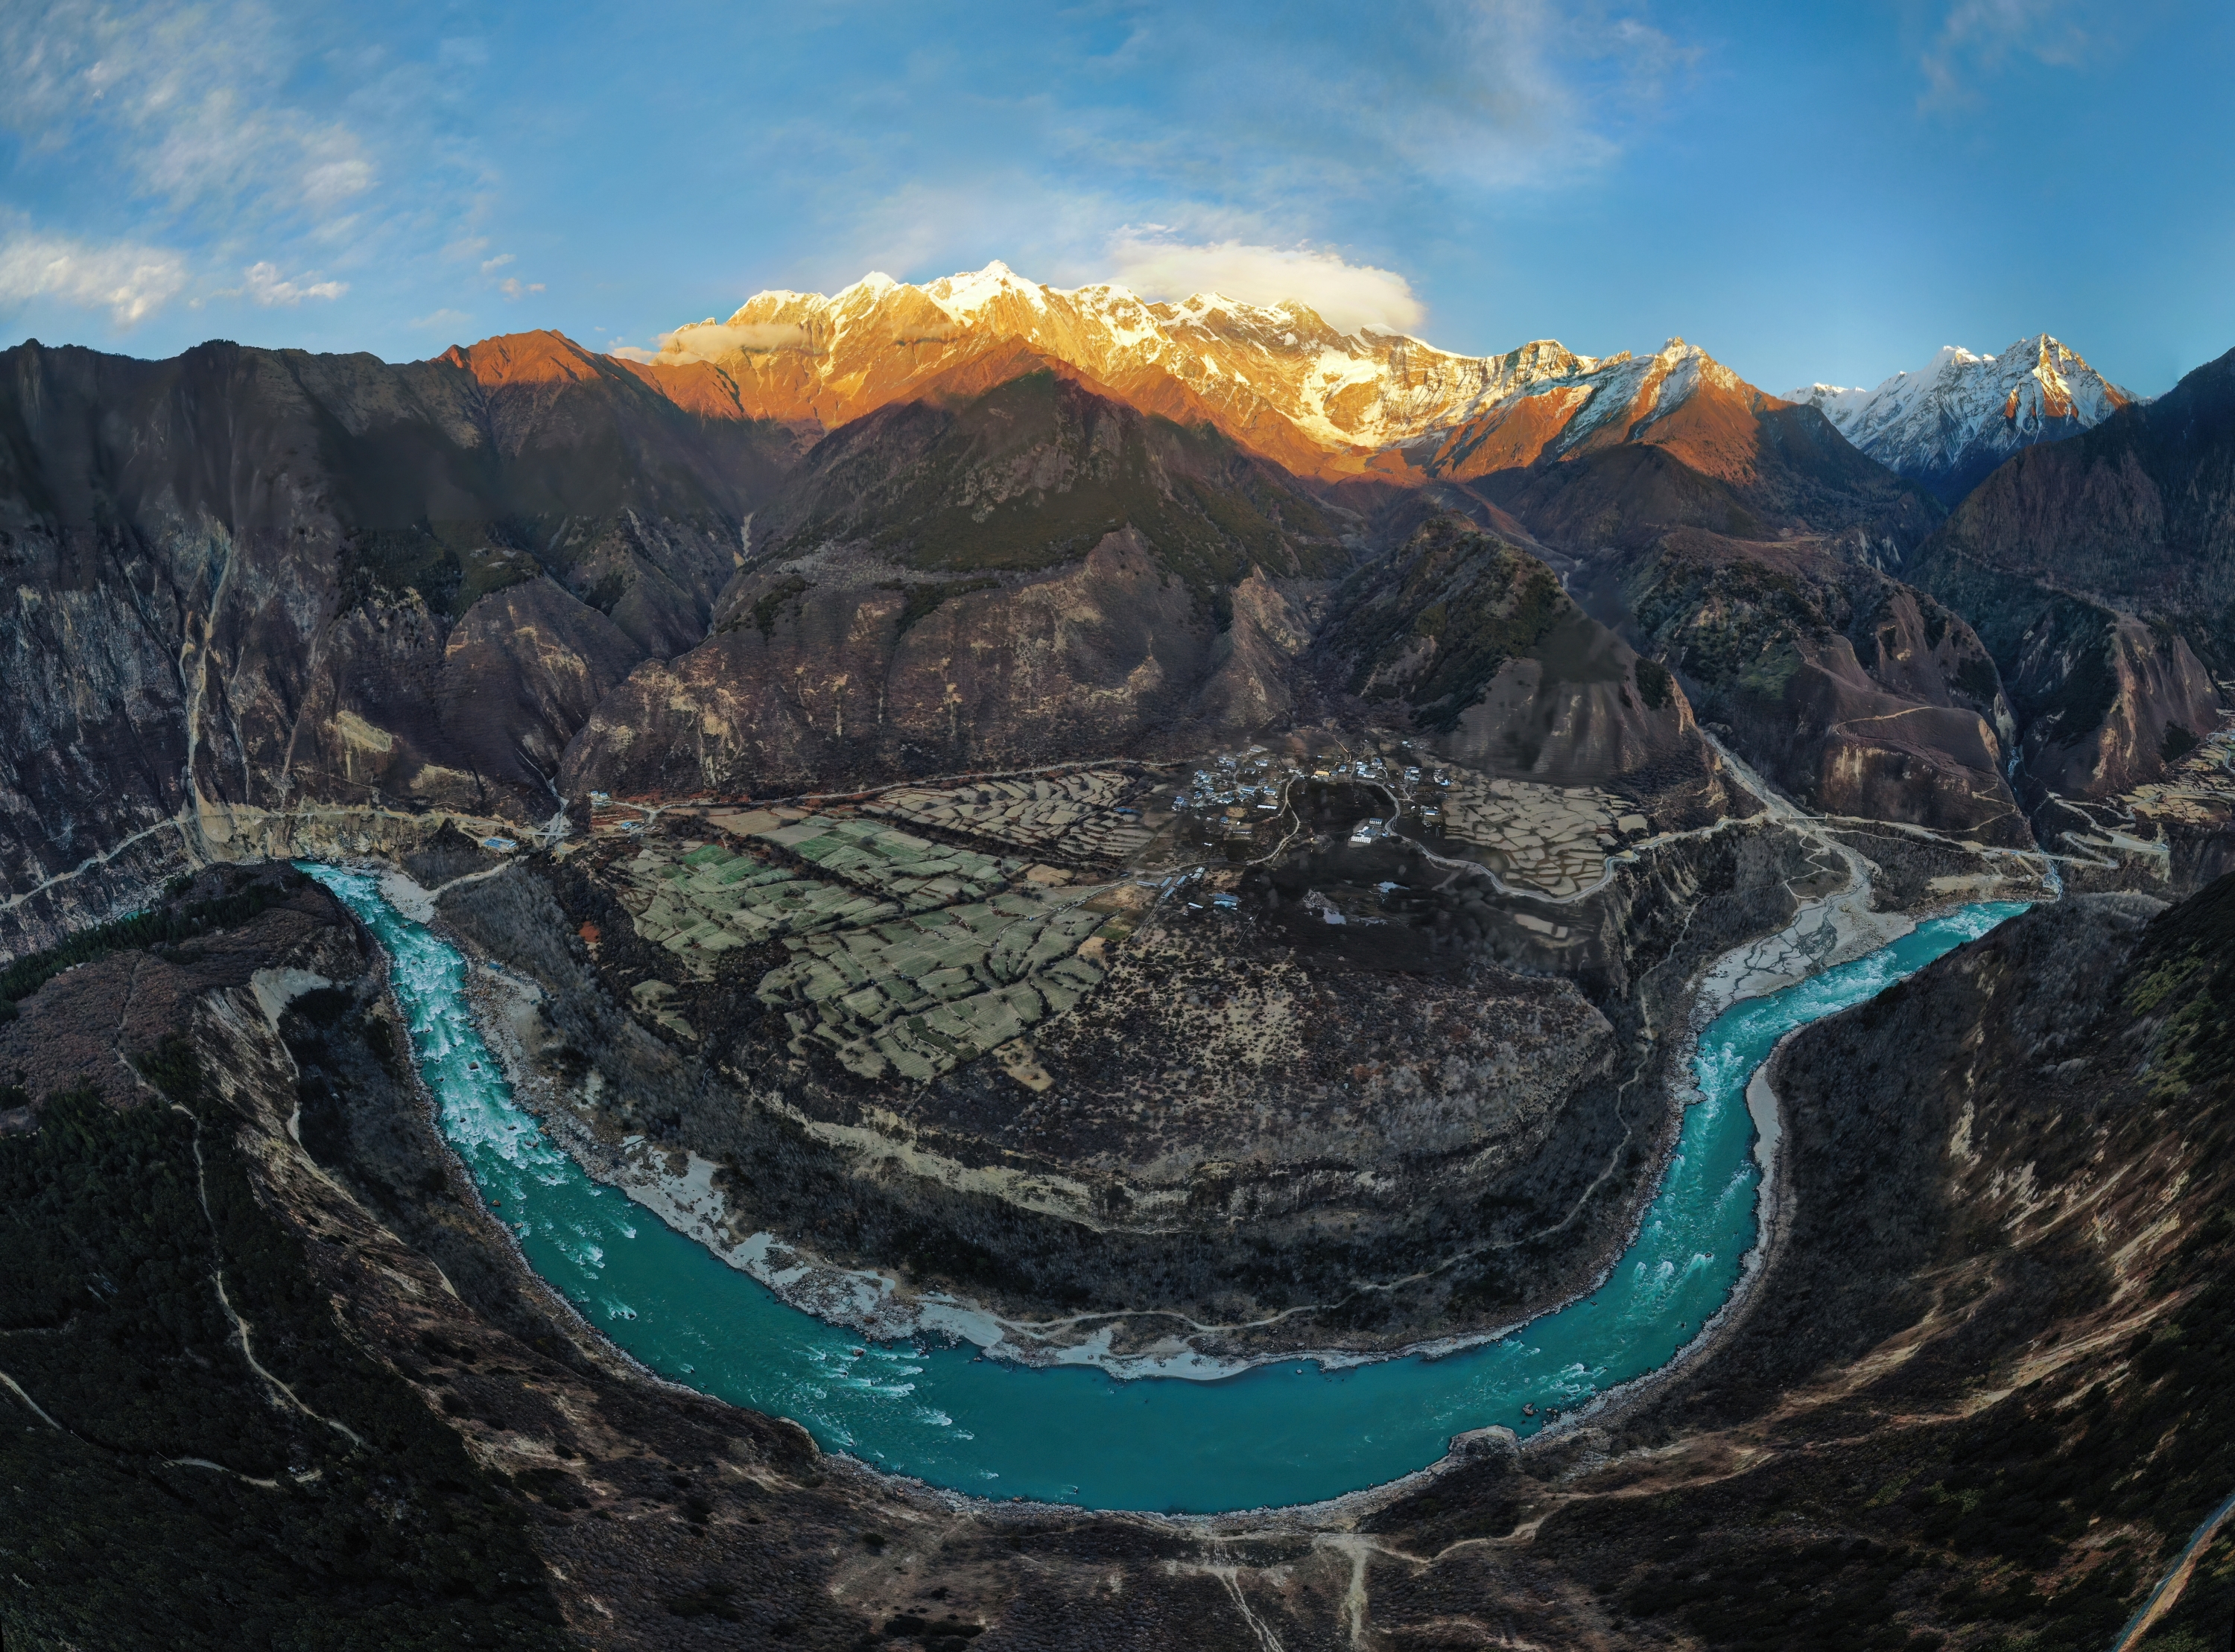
<box><xmin>1789</xmin><ymin>334</ymin><xmax>2131</xmax><ymax>503</ymax></box>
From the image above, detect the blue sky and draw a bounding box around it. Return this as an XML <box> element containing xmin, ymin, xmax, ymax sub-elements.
<box><xmin>2</xmin><ymin>0</ymin><xmax>2228</xmax><ymax>396</ymax></box>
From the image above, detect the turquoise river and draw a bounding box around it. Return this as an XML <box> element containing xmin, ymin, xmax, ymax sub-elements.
<box><xmin>308</xmin><ymin>864</ymin><xmax>2022</xmax><ymax>1514</ymax></box>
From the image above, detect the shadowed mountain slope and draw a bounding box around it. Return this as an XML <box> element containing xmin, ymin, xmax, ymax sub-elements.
<box><xmin>1312</xmin><ymin>515</ymin><xmax>1727</xmax><ymax>816</ymax></box>
<box><xmin>558</xmin><ymin>368</ymin><xmax>1355</xmax><ymax>797</ymax></box>
<box><xmin>0</xmin><ymin>333</ymin><xmax>799</xmax><ymax>944</ymax></box>
<box><xmin>1909</xmin><ymin>344</ymin><xmax>2235</xmax><ymax>797</ymax></box>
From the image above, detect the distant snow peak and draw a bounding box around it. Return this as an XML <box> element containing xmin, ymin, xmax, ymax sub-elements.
<box><xmin>1789</xmin><ymin>334</ymin><xmax>2131</xmax><ymax>501</ymax></box>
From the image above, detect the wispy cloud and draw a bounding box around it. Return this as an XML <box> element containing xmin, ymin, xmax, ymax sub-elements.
<box><xmin>408</xmin><ymin>308</ymin><xmax>471</xmax><ymax>330</ymax></box>
<box><xmin>1107</xmin><ymin>234</ymin><xmax>1424</xmax><ymax>334</ymax></box>
<box><xmin>1061</xmin><ymin>0</ymin><xmax>1698</xmax><ymax>201</ymax></box>
<box><xmin>244</xmin><ymin>261</ymin><xmax>347</xmax><ymax>305</ymax></box>
<box><xmin>1918</xmin><ymin>0</ymin><xmax>2103</xmax><ymax>109</ymax></box>
<box><xmin>498</xmin><ymin>276</ymin><xmax>546</xmax><ymax>300</ymax></box>
<box><xmin>0</xmin><ymin>221</ymin><xmax>189</xmax><ymax>325</ymax></box>
<box><xmin>0</xmin><ymin>0</ymin><xmax>488</xmax><ymax>340</ymax></box>
<box><xmin>1</xmin><ymin>1</ymin><xmax>375</xmax><ymax>230</ymax></box>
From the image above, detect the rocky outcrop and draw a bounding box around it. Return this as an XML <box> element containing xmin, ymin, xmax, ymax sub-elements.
<box><xmin>1620</xmin><ymin>530</ymin><xmax>2028</xmax><ymax>839</ymax></box>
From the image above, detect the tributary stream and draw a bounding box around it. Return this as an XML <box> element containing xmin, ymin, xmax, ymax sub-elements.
<box><xmin>309</xmin><ymin>864</ymin><xmax>2021</xmax><ymax>1513</ymax></box>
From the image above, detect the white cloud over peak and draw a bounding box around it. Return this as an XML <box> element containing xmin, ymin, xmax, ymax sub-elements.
<box><xmin>654</xmin><ymin>321</ymin><xmax>809</xmax><ymax>360</ymax></box>
<box><xmin>0</xmin><ymin>225</ymin><xmax>189</xmax><ymax>325</ymax></box>
<box><xmin>1108</xmin><ymin>235</ymin><xmax>1425</xmax><ymax>334</ymax></box>
<box><xmin>245</xmin><ymin>261</ymin><xmax>348</xmax><ymax>305</ymax></box>
<box><xmin>498</xmin><ymin>276</ymin><xmax>546</xmax><ymax>300</ymax></box>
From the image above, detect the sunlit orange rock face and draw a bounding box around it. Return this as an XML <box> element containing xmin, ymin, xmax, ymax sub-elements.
<box><xmin>614</xmin><ymin>262</ymin><xmax>1834</xmax><ymax>486</ymax></box>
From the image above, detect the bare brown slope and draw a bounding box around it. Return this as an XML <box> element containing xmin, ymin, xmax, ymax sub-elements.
<box><xmin>1473</xmin><ymin>390</ymin><xmax>1942</xmax><ymax>558</ymax></box>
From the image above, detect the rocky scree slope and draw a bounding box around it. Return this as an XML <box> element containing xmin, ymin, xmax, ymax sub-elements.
<box><xmin>0</xmin><ymin>332</ymin><xmax>798</xmax><ymax>948</ymax></box>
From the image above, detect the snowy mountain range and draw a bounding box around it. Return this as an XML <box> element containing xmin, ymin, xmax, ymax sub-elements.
<box><xmin>633</xmin><ymin>262</ymin><xmax>1816</xmax><ymax>487</ymax></box>
<box><xmin>1789</xmin><ymin>335</ymin><xmax>2131</xmax><ymax>503</ymax></box>
<box><xmin>630</xmin><ymin>264</ymin><xmax>2123</xmax><ymax>514</ymax></box>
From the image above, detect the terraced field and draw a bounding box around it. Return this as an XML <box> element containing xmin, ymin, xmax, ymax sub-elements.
<box><xmin>758</xmin><ymin>886</ymin><xmax>1124</xmax><ymax>1081</ymax></box>
<box><xmin>613</xmin><ymin>816</ymin><xmax>1015</xmax><ymax>975</ymax></box>
<box><xmin>603</xmin><ymin>812</ymin><xmax>1140</xmax><ymax>1079</ymax></box>
<box><xmin>865</xmin><ymin>769</ymin><xmax>1158</xmax><ymax>864</ymax></box>
<box><xmin>1424</xmin><ymin>776</ymin><xmax>1649</xmax><ymax>898</ymax></box>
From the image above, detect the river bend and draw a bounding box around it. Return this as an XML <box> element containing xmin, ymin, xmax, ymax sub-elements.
<box><xmin>309</xmin><ymin>863</ymin><xmax>2020</xmax><ymax>1513</ymax></box>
